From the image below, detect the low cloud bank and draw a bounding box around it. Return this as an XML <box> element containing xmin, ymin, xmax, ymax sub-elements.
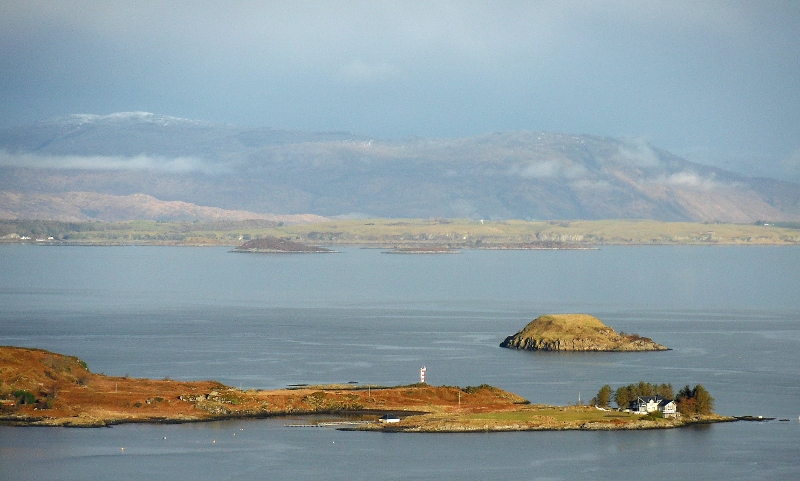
<box><xmin>655</xmin><ymin>171</ymin><xmax>733</xmax><ymax>190</ymax></box>
<box><xmin>509</xmin><ymin>159</ymin><xmax>588</xmax><ymax>179</ymax></box>
<box><xmin>0</xmin><ymin>150</ymin><xmax>226</xmax><ymax>174</ymax></box>
<box><xmin>609</xmin><ymin>138</ymin><xmax>661</xmax><ymax>167</ymax></box>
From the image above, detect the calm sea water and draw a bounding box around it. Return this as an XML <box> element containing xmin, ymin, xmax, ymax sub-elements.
<box><xmin>1</xmin><ymin>244</ymin><xmax>799</xmax><ymax>480</ymax></box>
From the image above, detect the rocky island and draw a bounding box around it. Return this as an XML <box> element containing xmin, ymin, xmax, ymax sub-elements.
<box><xmin>231</xmin><ymin>236</ymin><xmax>334</xmax><ymax>253</ymax></box>
<box><xmin>0</xmin><ymin>346</ymin><xmax>729</xmax><ymax>431</ymax></box>
<box><xmin>500</xmin><ymin>314</ymin><xmax>669</xmax><ymax>351</ymax></box>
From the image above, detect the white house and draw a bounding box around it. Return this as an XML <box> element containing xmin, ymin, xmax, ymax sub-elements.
<box><xmin>629</xmin><ymin>395</ymin><xmax>678</xmax><ymax>418</ymax></box>
<box><xmin>378</xmin><ymin>414</ymin><xmax>401</xmax><ymax>423</ymax></box>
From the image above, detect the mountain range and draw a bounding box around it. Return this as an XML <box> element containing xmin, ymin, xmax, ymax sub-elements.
<box><xmin>1</xmin><ymin>112</ymin><xmax>799</xmax><ymax>223</ymax></box>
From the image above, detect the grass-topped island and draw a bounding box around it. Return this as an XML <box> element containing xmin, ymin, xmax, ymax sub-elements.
<box><xmin>0</xmin><ymin>346</ymin><xmax>731</xmax><ymax>431</ymax></box>
<box><xmin>501</xmin><ymin>314</ymin><xmax>669</xmax><ymax>352</ymax></box>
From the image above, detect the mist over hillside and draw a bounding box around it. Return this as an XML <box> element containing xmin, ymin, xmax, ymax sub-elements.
<box><xmin>1</xmin><ymin>113</ymin><xmax>799</xmax><ymax>223</ymax></box>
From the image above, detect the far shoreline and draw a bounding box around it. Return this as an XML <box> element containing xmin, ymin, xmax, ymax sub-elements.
<box><xmin>2</xmin><ymin>218</ymin><xmax>799</xmax><ymax>248</ymax></box>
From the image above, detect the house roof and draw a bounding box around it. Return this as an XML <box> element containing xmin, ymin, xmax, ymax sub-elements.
<box><xmin>631</xmin><ymin>395</ymin><xmax>674</xmax><ymax>405</ymax></box>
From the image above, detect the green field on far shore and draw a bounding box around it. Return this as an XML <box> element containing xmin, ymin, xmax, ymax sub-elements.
<box><xmin>2</xmin><ymin>218</ymin><xmax>799</xmax><ymax>247</ymax></box>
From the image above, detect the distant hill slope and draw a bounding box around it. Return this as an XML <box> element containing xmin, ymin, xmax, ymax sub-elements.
<box><xmin>0</xmin><ymin>191</ymin><xmax>327</xmax><ymax>223</ymax></box>
<box><xmin>2</xmin><ymin>112</ymin><xmax>799</xmax><ymax>222</ymax></box>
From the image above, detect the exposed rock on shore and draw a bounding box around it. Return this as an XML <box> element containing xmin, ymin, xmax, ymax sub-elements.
<box><xmin>357</xmin><ymin>407</ymin><xmax>732</xmax><ymax>433</ymax></box>
<box><xmin>500</xmin><ymin>314</ymin><xmax>669</xmax><ymax>351</ymax></box>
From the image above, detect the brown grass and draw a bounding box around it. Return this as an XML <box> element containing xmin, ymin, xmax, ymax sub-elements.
<box><xmin>0</xmin><ymin>346</ymin><xmax>727</xmax><ymax>431</ymax></box>
<box><xmin>0</xmin><ymin>347</ymin><xmax>526</xmax><ymax>427</ymax></box>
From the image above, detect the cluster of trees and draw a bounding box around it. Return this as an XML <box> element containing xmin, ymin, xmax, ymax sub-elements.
<box><xmin>592</xmin><ymin>382</ymin><xmax>674</xmax><ymax>409</ymax></box>
<box><xmin>675</xmin><ymin>385</ymin><xmax>714</xmax><ymax>415</ymax></box>
<box><xmin>592</xmin><ymin>381</ymin><xmax>714</xmax><ymax>415</ymax></box>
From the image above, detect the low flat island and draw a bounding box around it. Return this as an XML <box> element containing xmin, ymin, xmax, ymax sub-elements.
<box><xmin>0</xmin><ymin>346</ymin><xmax>729</xmax><ymax>430</ymax></box>
<box><xmin>231</xmin><ymin>236</ymin><xmax>335</xmax><ymax>253</ymax></box>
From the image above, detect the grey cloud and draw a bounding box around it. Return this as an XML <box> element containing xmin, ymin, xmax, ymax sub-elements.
<box><xmin>1</xmin><ymin>1</ymin><xmax>798</xmax><ymax>183</ymax></box>
<box><xmin>1</xmin><ymin>2</ymin><xmax>755</xmax><ymax>73</ymax></box>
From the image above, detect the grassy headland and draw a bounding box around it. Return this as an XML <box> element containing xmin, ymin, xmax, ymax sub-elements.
<box><xmin>1</xmin><ymin>346</ymin><xmax>730</xmax><ymax>431</ymax></box>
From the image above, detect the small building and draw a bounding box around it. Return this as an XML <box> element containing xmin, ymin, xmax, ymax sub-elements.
<box><xmin>629</xmin><ymin>395</ymin><xmax>678</xmax><ymax>418</ymax></box>
<box><xmin>378</xmin><ymin>414</ymin><xmax>401</xmax><ymax>423</ymax></box>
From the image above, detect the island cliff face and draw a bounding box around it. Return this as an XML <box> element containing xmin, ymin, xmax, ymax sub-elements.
<box><xmin>500</xmin><ymin>314</ymin><xmax>669</xmax><ymax>352</ymax></box>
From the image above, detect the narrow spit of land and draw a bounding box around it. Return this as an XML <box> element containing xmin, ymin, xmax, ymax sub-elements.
<box><xmin>0</xmin><ymin>346</ymin><xmax>731</xmax><ymax>431</ymax></box>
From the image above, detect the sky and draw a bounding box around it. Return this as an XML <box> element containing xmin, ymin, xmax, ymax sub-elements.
<box><xmin>1</xmin><ymin>1</ymin><xmax>799</xmax><ymax>181</ymax></box>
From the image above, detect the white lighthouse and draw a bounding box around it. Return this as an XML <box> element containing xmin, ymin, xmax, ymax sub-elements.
<box><xmin>420</xmin><ymin>366</ymin><xmax>427</xmax><ymax>384</ymax></box>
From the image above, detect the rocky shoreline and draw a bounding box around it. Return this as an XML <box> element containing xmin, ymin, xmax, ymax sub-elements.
<box><xmin>355</xmin><ymin>417</ymin><xmax>734</xmax><ymax>433</ymax></box>
<box><xmin>1</xmin><ymin>346</ymin><xmax>734</xmax><ymax>431</ymax></box>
